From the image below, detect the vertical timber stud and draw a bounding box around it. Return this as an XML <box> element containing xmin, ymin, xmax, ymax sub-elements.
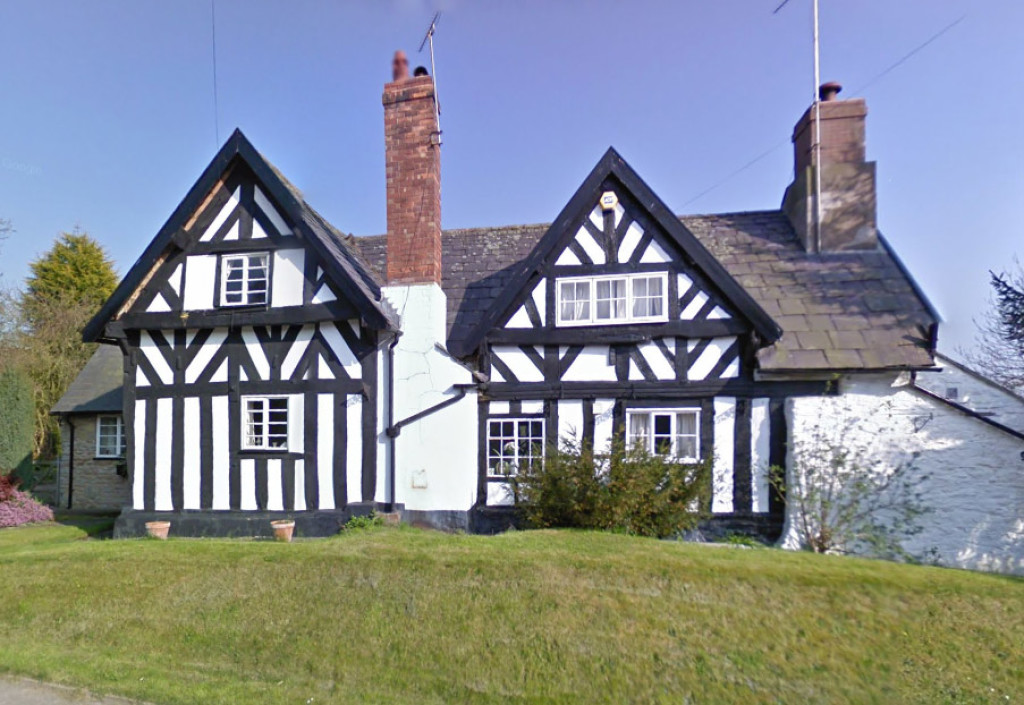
<box><xmin>200</xmin><ymin>395</ymin><xmax>214</xmax><ymax>509</ymax></box>
<box><xmin>733</xmin><ymin>398</ymin><xmax>753</xmax><ymax>514</ymax></box>
<box><xmin>333</xmin><ymin>394</ymin><xmax>346</xmax><ymax>508</ymax></box>
<box><xmin>361</xmin><ymin>344</ymin><xmax>378</xmax><ymax>503</ymax></box>
<box><xmin>227</xmin><ymin>330</ymin><xmax>241</xmax><ymax>510</ymax></box>
<box><xmin>303</xmin><ymin>392</ymin><xmax>319</xmax><ymax>510</ymax></box>
<box><xmin>699</xmin><ymin>398</ymin><xmax>715</xmax><ymax>512</ymax></box>
<box><xmin>170</xmin><ymin>329</ymin><xmax>186</xmax><ymax>511</ymax></box>
<box><xmin>582</xmin><ymin>399</ymin><xmax>595</xmax><ymax>451</ymax></box>
<box><xmin>768</xmin><ymin>399</ymin><xmax>788</xmax><ymax>516</ymax></box>
<box><xmin>477</xmin><ymin>400</ymin><xmax>489</xmax><ymax>505</ymax></box>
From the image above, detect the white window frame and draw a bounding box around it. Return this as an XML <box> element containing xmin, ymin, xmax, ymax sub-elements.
<box><xmin>241</xmin><ymin>395</ymin><xmax>290</xmax><ymax>451</ymax></box>
<box><xmin>555</xmin><ymin>272</ymin><xmax>668</xmax><ymax>326</ymax></box>
<box><xmin>219</xmin><ymin>252</ymin><xmax>270</xmax><ymax>307</ymax></box>
<box><xmin>625</xmin><ymin>408</ymin><xmax>701</xmax><ymax>463</ymax></box>
<box><xmin>486</xmin><ymin>417</ymin><xmax>545</xmax><ymax>478</ymax></box>
<box><xmin>95</xmin><ymin>415</ymin><xmax>126</xmax><ymax>458</ymax></box>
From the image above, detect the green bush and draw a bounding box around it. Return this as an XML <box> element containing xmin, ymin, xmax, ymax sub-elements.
<box><xmin>511</xmin><ymin>437</ymin><xmax>710</xmax><ymax>538</ymax></box>
<box><xmin>0</xmin><ymin>367</ymin><xmax>35</xmax><ymax>481</ymax></box>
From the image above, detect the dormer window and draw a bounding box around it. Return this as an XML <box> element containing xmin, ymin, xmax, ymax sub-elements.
<box><xmin>220</xmin><ymin>252</ymin><xmax>269</xmax><ymax>307</ymax></box>
<box><xmin>556</xmin><ymin>272</ymin><xmax>667</xmax><ymax>326</ymax></box>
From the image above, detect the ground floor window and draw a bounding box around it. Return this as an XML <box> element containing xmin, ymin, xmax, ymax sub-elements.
<box><xmin>626</xmin><ymin>409</ymin><xmax>700</xmax><ymax>461</ymax></box>
<box><xmin>487</xmin><ymin>418</ymin><xmax>544</xmax><ymax>477</ymax></box>
<box><xmin>242</xmin><ymin>396</ymin><xmax>289</xmax><ymax>450</ymax></box>
<box><xmin>95</xmin><ymin>415</ymin><xmax>126</xmax><ymax>458</ymax></box>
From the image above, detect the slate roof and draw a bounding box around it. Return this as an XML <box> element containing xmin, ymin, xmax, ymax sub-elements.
<box><xmin>52</xmin><ymin>345</ymin><xmax>123</xmax><ymax>415</ymax></box>
<box><xmin>349</xmin><ymin>210</ymin><xmax>937</xmax><ymax>373</ymax></box>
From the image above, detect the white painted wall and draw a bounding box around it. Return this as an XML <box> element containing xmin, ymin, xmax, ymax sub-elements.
<box><xmin>916</xmin><ymin>355</ymin><xmax>1024</xmax><ymax>433</ymax></box>
<box><xmin>382</xmin><ymin>282</ymin><xmax>478</xmax><ymax>515</ymax></box>
<box><xmin>783</xmin><ymin>373</ymin><xmax>1024</xmax><ymax>575</ymax></box>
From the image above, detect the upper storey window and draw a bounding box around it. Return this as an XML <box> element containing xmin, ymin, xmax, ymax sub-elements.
<box><xmin>556</xmin><ymin>272</ymin><xmax>667</xmax><ymax>326</ymax></box>
<box><xmin>220</xmin><ymin>253</ymin><xmax>269</xmax><ymax>307</ymax></box>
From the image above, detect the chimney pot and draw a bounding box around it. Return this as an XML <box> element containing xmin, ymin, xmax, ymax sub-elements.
<box><xmin>819</xmin><ymin>81</ymin><xmax>843</xmax><ymax>102</ymax></box>
<box><xmin>391</xmin><ymin>50</ymin><xmax>410</xmax><ymax>82</ymax></box>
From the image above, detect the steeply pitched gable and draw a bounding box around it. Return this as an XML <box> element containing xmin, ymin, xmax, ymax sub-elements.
<box><xmin>84</xmin><ymin>129</ymin><xmax>396</xmax><ymax>343</ymax></box>
<box><xmin>448</xmin><ymin>148</ymin><xmax>782</xmax><ymax>358</ymax></box>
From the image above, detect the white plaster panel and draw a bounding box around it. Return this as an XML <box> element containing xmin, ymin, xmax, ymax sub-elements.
<box><xmin>532</xmin><ymin>279</ymin><xmax>546</xmax><ymax>326</ymax></box>
<box><xmin>267</xmin><ymin>458</ymin><xmax>284</xmax><ymax>511</ymax></box>
<box><xmin>489</xmin><ymin>401</ymin><xmax>510</xmax><ymax>415</ymax></box>
<box><xmin>506</xmin><ymin>304</ymin><xmax>532</xmax><ymax>329</ymax></box>
<box><xmin>689</xmin><ymin>337</ymin><xmax>736</xmax><ymax>381</ymax></box>
<box><xmin>521</xmin><ymin>401</ymin><xmax>544</xmax><ymax>415</ymax></box>
<box><xmin>588</xmin><ymin>206</ymin><xmax>604</xmax><ymax>231</ymax></box>
<box><xmin>593</xmin><ymin>399</ymin><xmax>616</xmax><ymax>454</ymax></box>
<box><xmin>242</xmin><ymin>327</ymin><xmax>270</xmax><ymax>380</ymax></box>
<box><xmin>346</xmin><ymin>394</ymin><xmax>363</xmax><ymax>505</ymax></box>
<box><xmin>183</xmin><ymin>255</ymin><xmax>217</xmax><ymax>311</ymax></box>
<box><xmin>311</xmin><ymin>284</ymin><xmax>337</xmax><ymax>304</ymax></box>
<box><xmin>281</xmin><ymin>326</ymin><xmax>313</xmax><ymax>381</ymax></box>
<box><xmin>783</xmin><ymin>373</ymin><xmax>1024</xmax><ymax>575</ymax></box>
<box><xmin>317</xmin><ymin>355</ymin><xmax>334</xmax><ymax>380</ymax></box>
<box><xmin>199</xmin><ymin>187</ymin><xmax>239</xmax><ymax>242</ymax></box>
<box><xmin>712</xmin><ymin>397</ymin><xmax>736</xmax><ymax>513</ymax></box>
<box><xmin>317</xmin><ymin>394</ymin><xmax>335</xmax><ymax>510</ymax></box>
<box><xmin>135</xmin><ymin>367</ymin><xmax>149</xmax><ymax>387</ymax></box>
<box><xmin>487</xmin><ymin>481</ymin><xmax>514</xmax><ymax>506</ymax></box>
<box><xmin>154</xmin><ymin>397</ymin><xmax>173</xmax><ymax>511</ymax></box>
<box><xmin>185</xmin><ymin>328</ymin><xmax>227</xmax><ymax>384</ymax></box>
<box><xmin>182</xmin><ymin>397</ymin><xmax>201</xmax><ymax>510</ymax></box>
<box><xmin>293</xmin><ymin>459</ymin><xmax>307</xmax><ymax>511</ymax></box>
<box><xmin>140</xmin><ymin>331</ymin><xmax>173</xmax><ymax>385</ymax></box>
<box><xmin>492</xmin><ymin>346</ymin><xmax>544</xmax><ymax>383</ymax></box>
<box><xmin>637</xmin><ymin>340</ymin><xmax>675</xmax><ymax>380</ymax></box>
<box><xmin>618</xmin><ymin>222</ymin><xmax>644</xmax><ymax>262</ymax></box>
<box><xmin>222</xmin><ymin>220</ymin><xmax>239</xmax><ymax>241</ymax></box>
<box><xmin>320</xmin><ymin>321</ymin><xmax>360</xmax><ymax>379</ymax></box>
<box><xmin>146</xmin><ymin>293</ymin><xmax>171</xmax><ymax>313</ymax></box>
<box><xmin>133</xmin><ymin>399</ymin><xmax>146</xmax><ymax>509</ymax></box>
<box><xmin>575</xmin><ymin>225</ymin><xmax>606</xmax><ymax>265</ymax></box>
<box><xmin>210</xmin><ymin>358</ymin><xmax>228</xmax><ymax>384</ymax></box>
<box><xmin>681</xmin><ymin>291</ymin><xmax>709</xmax><ymax>320</ymax></box>
<box><xmin>211</xmin><ymin>395</ymin><xmax>230</xmax><ymax>510</ymax></box>
<box><xmin>167</xmin><ymin>263</ymin><xmax>182</xmax><ymax>295</ymax></box>
<box><xmin>271</xmin><ymin>248</ymin><xmax>305</xmax><ymax>308</ymax></box>
<box><xmin>240</xmin><ymin>458</ymin><xmax>257</xmax><ymax>511</ymax></box>
<box><xmin>638</xmin><ymin>238</ymin><xmax>671</xmax><ymax>264</ymax></box>
<box><xmin>750</xmin><ymin>398</ymin><xmax>771</xmax><ymax>513</ymax></box>
<box><xmin>254</xmin><ymin>185</ymin><xmax>293</xmax><ymax>236</ymax></box>
<box><xmin>708</xmin><ymin>306</ymin><xmax>731</xmax><ymax>320</ymax></box>
<box><xmin>558</xmin><ymin>400</ymin><xmax>585</xmax><ymax>444</ymax></box>
<box><xmin>287</xmin><ymin>394</ymin><xmax>304</xmax><ymax>454</ymax></box>
<box><xmin>555</xmin><ymin>248</ymin><xmax>582</xmax><ymax>266</ymax></box>
<box><xmin>561</xmin><ymin>346</ymin><xmax>616</xmax><ymax>382</ymax></box>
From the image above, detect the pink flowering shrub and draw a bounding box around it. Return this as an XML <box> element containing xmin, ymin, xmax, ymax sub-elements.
<box><xmin>0</xmin><ymin>474</ymin><xmax>53</xmax><ymax>528</ymax></box>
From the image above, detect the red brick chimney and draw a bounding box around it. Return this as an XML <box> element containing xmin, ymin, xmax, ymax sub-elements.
<box><xmin>782</xmin><ymin>82</ymin><xmax>878</xmax><ymax>253</ymax></box>
<box><xmin>383</xmin><ymin>50</ymin><xmax>442</xmax><ymax>285</ymax></box>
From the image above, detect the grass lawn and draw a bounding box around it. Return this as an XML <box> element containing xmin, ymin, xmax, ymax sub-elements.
<box><xmin>0</xmin><ymin>521</ymin><xmax>1021</xmax><ymax>704</ymax></box>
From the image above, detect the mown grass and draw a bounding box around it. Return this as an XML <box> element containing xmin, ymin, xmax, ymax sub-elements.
<box><xmin>0</xmin><ymin>522</ymin><xmax>1021</xmax><ymax>704</ymax></box>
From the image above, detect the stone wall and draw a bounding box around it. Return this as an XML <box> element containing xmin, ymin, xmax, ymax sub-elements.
<box><xmin>58</xmin><ymin>416</ymin><xmax>131</xmax><ymax>512</ymax></box>
<box><xmin>784</xmin><ymin>373</ymin><xmax>1024</xmax><ymax>575</ymax></box>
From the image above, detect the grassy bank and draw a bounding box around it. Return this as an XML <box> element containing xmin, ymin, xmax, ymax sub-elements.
<box><xmin>0</xmin><ymin>521</ymin><xmax>1021</xmax><ymax>704</ymax></box>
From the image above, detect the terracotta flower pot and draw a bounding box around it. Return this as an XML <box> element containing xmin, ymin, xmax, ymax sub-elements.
<box><xmin>145</xmin><ymin>521</ymin><xmax>170</xmax><ymax>540</ymax></box>
<box><xmin>271</xmin><ymin>519</ymin><xmax>295</xmax><ymax>543</ymax></box>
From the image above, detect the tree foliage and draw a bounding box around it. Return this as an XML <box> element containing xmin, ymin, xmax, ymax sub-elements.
<box><xmin>510</xmin><ymin>436</ymin><xmax>710</xmax><ymax>538</ymax></box>
<box><xmin>0</xmin><ymin>230</ymin><xmax>118</xmax><ymax>458</ymax></box>
<box><xmin>0</xmin><ymin>367</ymin><xmax>35</xmax><ymax>480</ymax></box>
<box><xmin>964</xmin><ymin>265</ymin><xmax>1024</xmax><ymax>391</ymax></box>
<box><xmin>22</xmin><ymin>230</ymin><xmax>117</xmax><ymax>329</ymax></box>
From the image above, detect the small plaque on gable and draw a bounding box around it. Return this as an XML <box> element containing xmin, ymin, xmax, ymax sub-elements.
<box><xmin>599</xmin><ymin>191</ymin><xmax>618</xmax><ymax>211</ymax></box>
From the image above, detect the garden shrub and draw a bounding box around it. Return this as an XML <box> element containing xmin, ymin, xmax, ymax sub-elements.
<box><xmin>0</xmin><ymin>367</ymin><xmax>35</xmax><ymax>481</ymax></box>
<box><xmin>511</xmin><ymin>437</ymin><xmax>710</xmax><ymax>538</ymax></box>
<box><xmin>0</xmin><ymin>474</ymin><xmax>53</xmax><ymax>528</ymax></box>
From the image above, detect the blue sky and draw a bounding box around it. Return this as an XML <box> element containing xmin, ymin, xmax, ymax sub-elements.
<box><xmin>1</xmin><ymin>1</ymin><xmax>1020</xmax><ymax>353</ymax></box>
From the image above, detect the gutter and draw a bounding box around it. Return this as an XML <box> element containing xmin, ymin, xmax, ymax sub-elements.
<box><xmin>385</xmin><ymin>333</ymin><xmax>400</xmax><ymax>512</ymax></box>
<box><xmin>909</xmin><ymin>372</ymin><xmax>1024</xmax><ymax>442</ymax></box>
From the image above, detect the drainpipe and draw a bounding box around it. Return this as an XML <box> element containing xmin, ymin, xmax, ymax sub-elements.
<box><xmin>66</xmin><ymin>417</ymin><xmax>75</xmax><ymax>510</ymax></box>
<box><xmin>386</xmin><ymin>333</ymin><xmax>400</xmax><ymax>512</ymax></box>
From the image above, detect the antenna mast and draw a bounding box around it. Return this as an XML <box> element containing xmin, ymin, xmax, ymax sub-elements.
<box><xmin>419</xmin><ymin>12</ymin><xmax>442</xmax><ymax>139</ymax></box>
<box><xmin>775</xmin><ymin>0</ymin><xmax>823</xmax><ymax>252</ymax></box>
